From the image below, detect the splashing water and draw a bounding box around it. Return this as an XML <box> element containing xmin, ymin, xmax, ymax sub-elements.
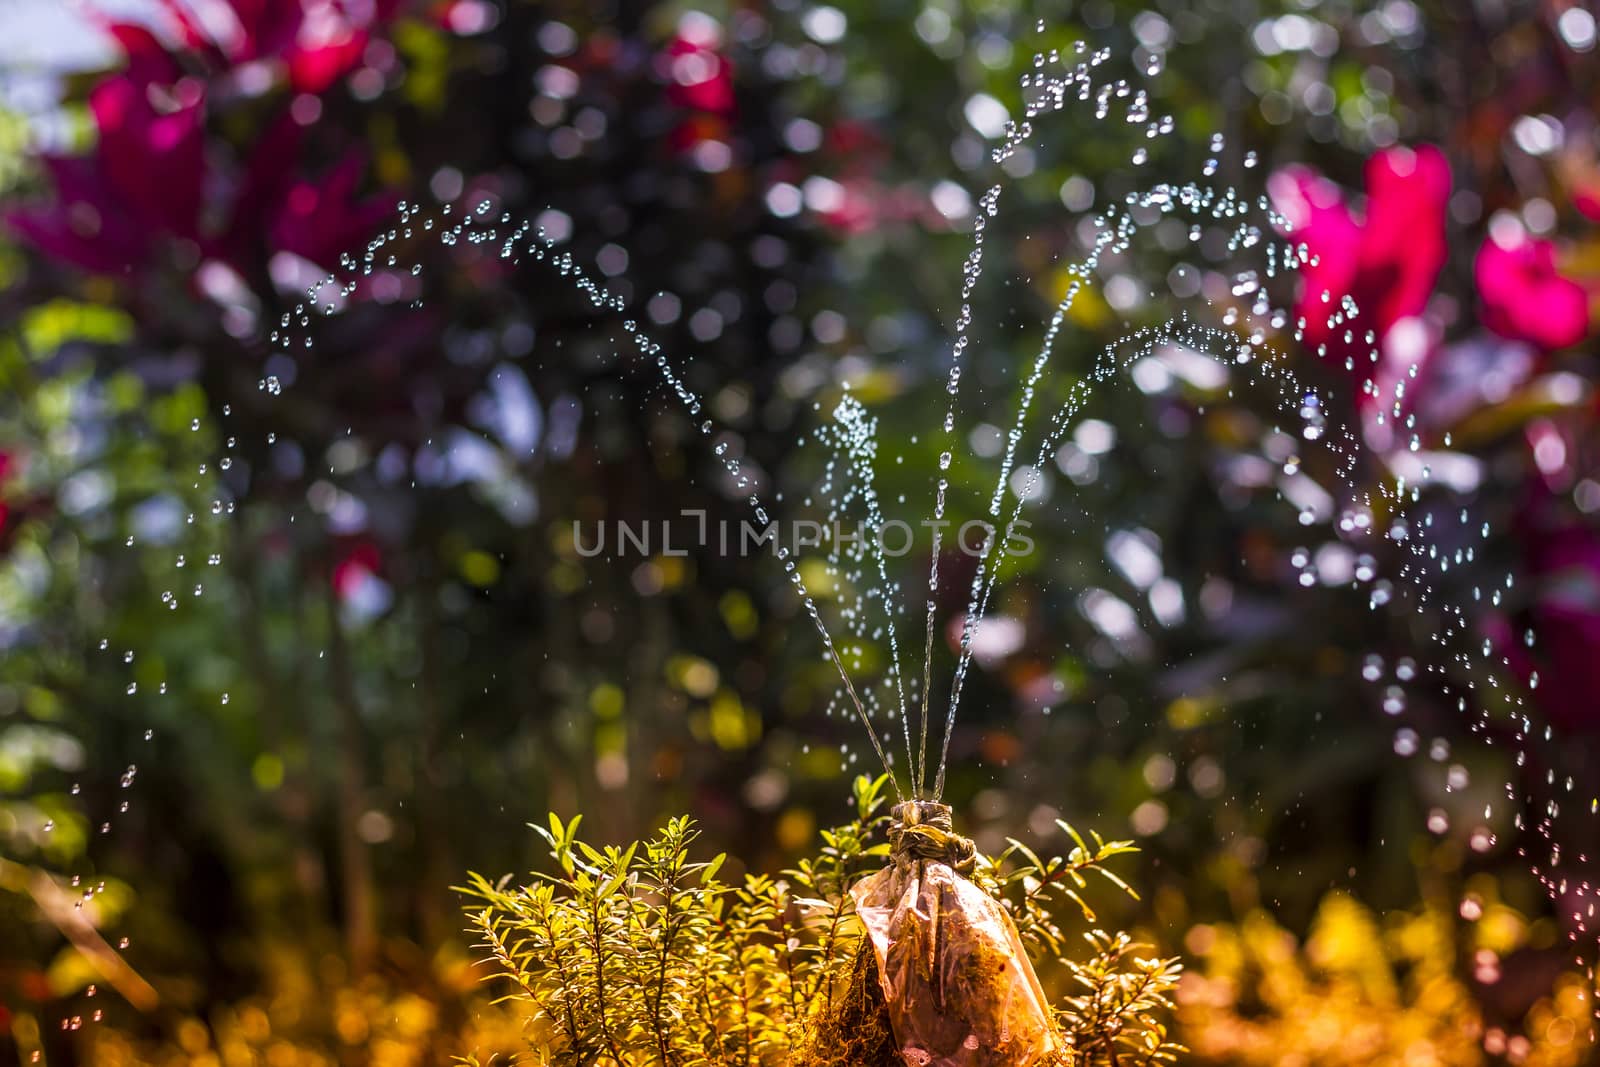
<box><xmin>69</xmin><ymin>17</ymin><xmax>1600</xmax><ymax>1026</ymax></box>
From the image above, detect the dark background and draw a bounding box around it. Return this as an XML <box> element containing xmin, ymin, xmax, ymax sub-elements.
<box><xmin>2</xmin><ymin>0</ymin><xmax>1599</xmax><ymax>1062</ymax></box>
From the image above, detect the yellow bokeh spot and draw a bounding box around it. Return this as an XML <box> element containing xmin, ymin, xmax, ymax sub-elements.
<box><xmin>1165</xmin><ymin>695</ymin><xmax>1214</xmax><ymax>729</ymax></box>
<box><xmin>798</xmin><ymin>558</ymin><xmax>836</xmax><ymax>599</ymax></box>
<box><xmin>458</xmin><ymin>549</ymin><xmax>500</xmax><ymax>587</ymax></box>
<box><xmin>335</xmin><ymin>1001</ymin><xmax>369</xmax><ymax>1045</ymax></box>
<box><xmin>177</xmin><ymin>1018</ymin><xmax>212</xmax><ymax>1055</ymax></box>
<box><xmin>719</xmin><ymin>590</ymin><xmax>758</xmax><ymax>639</ymax></box>
<box><xmin>22</xmin><ymin>299</ymin><xmax>133</xmax><ymax>355</ymax></box>
<box><xmin>775</xmin><ymin>808</ymin><xmax>815</xmax><ymax>852</ymax></box>
<box><xmin>106</xmin><ymin>371</ymin><xmax>145</xmax><ymax>412</ymax></box>
<box><xmin>654</xmin><ymin>555</ymin><xmax>687</xmax><ymax>590</ymax></box>
<box><xmin>549</xmin><ymin>559</ymin><xmax>585</xmax><ymax>594</ymax></box>
<box><xmin>252</xmin><ymin>753</ymin><xmax>285</xmax><ymax>791</ymax></box>
<box><xmin>669</xmin><ymin>655</ymin><xmax>720</xmax><ymax>698</ymax></box>
<box><xmin>594</xmin><ymin>721</ymin><xmax>625</xmax><ymax>757</ymax></box>
<box><xmin>393</xmin><ymin>21</ymin><xmax>450</xmax><ymax>111</ymax></box>
<box><xmin>709</xmin><ymin>691</ymin><xmax>757</xmax><ymax>750</ymax></box>
<box><xmin>589</xmin><ymin>683</ymin><xmax>625</xmax><ymax>719</ymax></box>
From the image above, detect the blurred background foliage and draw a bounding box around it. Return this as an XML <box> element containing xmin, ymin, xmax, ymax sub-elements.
<box><xmin>1</xmin><ymin>0</ymin><xmax>1599</xmax><ymax>1063</ymax></box>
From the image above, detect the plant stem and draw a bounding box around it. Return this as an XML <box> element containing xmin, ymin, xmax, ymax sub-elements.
<box><xmin>589</xmin><ymin>885</ymin><xmax>628</xmax><ymax>1066</ymax></box>
<box><xmin>649</xmin><ymin>852</ymin><xmax>682</xmax><ymax>1066</ymax></box>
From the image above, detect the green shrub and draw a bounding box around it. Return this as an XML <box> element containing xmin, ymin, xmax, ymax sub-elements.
<box><xmin>459</xmin><ymin>775</ymin><xmax>1182</xmax><ymax>1065</ymax></box>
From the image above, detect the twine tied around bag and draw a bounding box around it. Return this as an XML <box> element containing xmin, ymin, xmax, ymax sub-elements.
<box><xmin>889</xmin><ymin>800</ymin><xmax>977</xmax><ymax>875</ymax></box>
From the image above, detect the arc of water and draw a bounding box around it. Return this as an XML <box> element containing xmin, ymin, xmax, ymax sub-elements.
<box><xmin>100</xmin><ymin>20</ymin><xmax>1600</xmax><ymax>1013</ymax></box>
<box><xmin>928</xmin><ymin>221</ymin><xmax>1121</xmax><ymax>802</ymax></box>
<box><xmin>976</xmin><ymin>308</ymin><xmax>1579</xmax><ymax>959</ymax></box>
<box><xmin>606</xmin><ymin>285</ymin><xmax>911</xmax><ymax>803</ymax></box>
<box><xmin>264</xmin><ymin>199</ymin><xmax>911</xmax><ymax>801</ymax></box>
<box><xmin>917</xmin><ymin>181</ymin><xmax>1003</xmax><ymax>798</ymax></box>
<box><xmin>818</xmin><ymin>395</ymin><xmax>916</xmax><ymax>793</ymax></box>
<box><xmin>919</xmin><ymin>27</ymin><xmax>1314</xmax><ymax>800</ymax></box>
<box><xmin>291</xmin><ymin>76</ymin><xmax>1589</xmax><ymax>985</ymax></box>
<box><xmin>918</xmin><ymin>42</ymin><xmax>1149</xmax><ymax>801</ymax></box>
<box><xmin>932</xmin><ymin>182</ymin><xmax>1307</xmax><ymax>799</ymax></box>
<box><xmin>276</xmin><ymin>174</ymin><xmax>1567</xmax><ymax>909</ymax></box>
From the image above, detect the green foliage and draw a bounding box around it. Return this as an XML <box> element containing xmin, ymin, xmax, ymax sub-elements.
<box><xmin>981</xmin><ymin>821</ymin><xmax>1142</xmax><ymax>954</ymax></box>
<box><xmin>459</xmin><ymin>775</ymin><xmax>1182</xmax><ymax>1066</ymax></box>
<box><xmin>1057</xmin><ymin>932</ymin><xmax>1185</xmax><ymax>1067</ymax></box>
<box><xmin>985</xmin><ymin>824</ymin><xmax>1185</xmax><ymax>1066</ymax></box>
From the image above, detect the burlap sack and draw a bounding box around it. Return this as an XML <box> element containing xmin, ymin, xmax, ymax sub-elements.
<box><xmin>849</xmin><ymin>800</ymin><xmax>1058</xmax><ymax>1067</ymax></box>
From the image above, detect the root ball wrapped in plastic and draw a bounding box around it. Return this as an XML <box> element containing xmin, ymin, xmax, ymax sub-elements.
<box><xmin>850</xmin><ymin>799</ymin><xmax>1058</xmax><ymax>1067</ymax></box>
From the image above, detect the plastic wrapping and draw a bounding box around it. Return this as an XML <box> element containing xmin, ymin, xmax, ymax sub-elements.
<box><xmin>850</xmin><ymin>800</ymin><xmax>1058</xmax><ymax>1067</ymax></box>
